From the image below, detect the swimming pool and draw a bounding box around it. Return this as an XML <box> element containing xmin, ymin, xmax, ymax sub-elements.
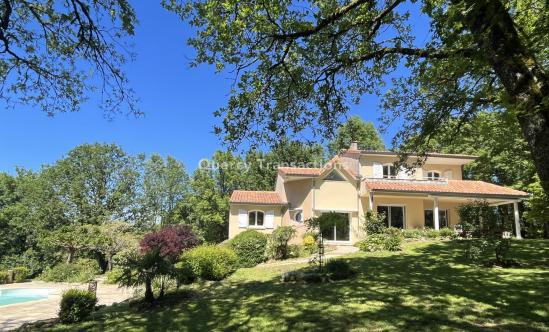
<box><xmin>0</xmin><ymin>288</ymin><xmax>51</xmax><ymax>306</ymax></box>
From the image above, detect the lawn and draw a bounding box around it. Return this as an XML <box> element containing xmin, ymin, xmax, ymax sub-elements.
<box><xmin>45</xmin><ymin>240</ymin><xmax>549</xmax><ymax>331</ymax></box>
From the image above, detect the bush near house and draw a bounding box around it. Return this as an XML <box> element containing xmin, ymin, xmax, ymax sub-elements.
<box><xmin>302</xmin><ymin>233</ymin><xmax>317</xmax><ymax>255</ymax></box>
<box><xmin>13</xmin><ymin>266</ymin><xmax>29</xmax><ymax>282</ymax></box>
<box><xmin>229</xmin><ymin>230</ymin><xmax>268</xmax><ymax>267</ymax></box>
<box><xmin>356</xmin><ymin>227</ymin><xmax>403</xmax><ymax>252</ymax></box>
<box><xmin>58</xmin><ymin>289</ymin><xmax>98</xmax><ymax>324</ymax></box>
<box><xmin>39</xmin><ymin>259</ymin><xmax>101</xmax><ymax>283</ymax></box>
<box><xmin>178</xmin><ymin>245</ymin><xmax>238</xmax><ymax>281</ymax></box>
<box><xmin>363</xmin><ymin>211</ymin><xmax>387</xmax><ymax>235</ymax></box>
<box><xmin>265</xmin><ymin>226</ymin><xmax>296</xmax><ymax>260</ymax></box>
<box><xmin>401</xmin><ymin>228</ymin><xmax>456</xmax><ymax>240</ymax></box>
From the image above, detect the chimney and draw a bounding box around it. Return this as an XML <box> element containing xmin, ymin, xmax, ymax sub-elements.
<box><xmin>349</xmin><ymin>141</ymin><xmax>359</xmax><ymax>151</ymax></box>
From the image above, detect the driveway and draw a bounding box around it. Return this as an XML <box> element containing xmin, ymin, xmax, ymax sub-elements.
<box><xmin>0</xmin><ymin>281</ymin><xmax>134</xmax><ymax>331</ymax></box>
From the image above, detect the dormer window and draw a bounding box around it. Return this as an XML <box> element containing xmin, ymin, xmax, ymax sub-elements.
<box><xmin>427</xmin><ymin>171</ymin><xmax>441</xmax><ymax>180</ymax></box>
<box><xmin>383</xmin><ymin>165</ymin><xmax>397</xmax><ymax>179</ymax></box>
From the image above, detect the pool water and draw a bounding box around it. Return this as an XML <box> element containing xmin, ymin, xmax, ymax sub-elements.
<box><xmin>0</xmin><ymin>288</ymin><xmax>51</xmax><ymax>306</ymax></box>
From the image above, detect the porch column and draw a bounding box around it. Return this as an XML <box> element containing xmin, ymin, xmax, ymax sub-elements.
<box><xmin>368</xmin><ymin>192</ymin><xmax>374</xmax><ymax>211</ymax></box>
<box><xmin>433</xmin><ymin>197</ymin><xmax>440</xmax><ymax>230</ymax></box>
<box><xmin>513</xmin><ymin>201</ymin><xmax>522</xmax><ymax>239</ymax></box>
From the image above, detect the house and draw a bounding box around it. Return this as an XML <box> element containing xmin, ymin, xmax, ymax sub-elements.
<box><xmin>228</xmin><ymin>142</ymin><xmax>529</xmax><ymax>244</ymax></box>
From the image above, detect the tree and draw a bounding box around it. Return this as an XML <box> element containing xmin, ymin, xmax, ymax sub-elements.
<box><xmin>50</xmin><ymin>143</ymin><xmax>140</xmax><ymax>225</ymax></box>
<box><xmin>524</xmin><ymin>176</ymin><xmax>549</xmax><ymax>238</ymax></box>
<box><xmin>119</xmin><ymin>225</ymin><xmax>198</xmax><ymax>302</ymax></box>
<box><xmin>458</xmin><ymin>200</ymin><xmax>515</xmax><ymax>267</ymax></box>
<box><xmin>94</xmin><ymin>221</ymin><xmax>137</xmax><ymax>271</ymax></box>
<box><xmin>328</xmin><ymin>116</ymin><xmax>385</xmax><ymax>155</ymax></box>
<box><xmin>170</xmin><ymin>0</ymin><xmax>549</xmax><ymax>195</ymax></box>
<box><xmin>0</xmin><ymin>0</ymin><xmax>138</xmax><ymax>116</ymax></box>
<box><xmin>141</xmin><ymin>154</ymin><xmax>190</xmax><ymax>226</ymax></box>
<box><xmin>0</xmin><ymin>173</ymin><xmax>26</xmax><ymax>261</ymax></box>
<box><xmin>40</xmin><ymin>225</ymin><xmax>94</xmax><ymax>263</ymax></box>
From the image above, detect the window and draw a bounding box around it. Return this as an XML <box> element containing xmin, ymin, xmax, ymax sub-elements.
<box><xmin>320</xmin><ymin>213</ymin><xmax>350</xmax><ymax>241</ymax></box>
<box><xmin>424</xmin><ymin>209</ymin><xmax>448</xmax><ymax>228</ymax></box>
<box><xmin>293</xmin><ymin>211</ymin><xmax>303</xmax><ymax>222</ymax></box>
<box><xmin>383</xmin><ymin>165</ymin><xmax>397</xmax><ymax>178</ymax></box>
<box><xmin>426</xmin><ymin>171</ymin><xmax>440</xmax><ymax>180</ymax></box>
<box><xmin>325</xmin><ymin>170</ymin><xmax>345</xmax><ymax>181</ymax></box>
<box><xmin>248</xmin><ymin>211</ymin><xmax>264</xmax><ymax>227</ymax></box>
<box><xmin>377</xmin><ymin>205</ymin><xmax>405</xmax><ymax>229</ymax></box>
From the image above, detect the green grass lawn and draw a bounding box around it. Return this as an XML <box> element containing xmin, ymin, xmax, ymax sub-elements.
<box><xmin>46</xmin><ymin>240</ymin><xmax>549</xmax><ymax>331</ymax></box>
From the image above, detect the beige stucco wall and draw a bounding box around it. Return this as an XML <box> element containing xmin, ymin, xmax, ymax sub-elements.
<box><xmin>372</xmin><ymin>196</ymin><xmax>425</xmax><ymax>229</ymax></box>
<box><xmin>228</xmin><ymin>204</ymin><xmax>284</xmax><ymax>239</ymax></box>
<box><xmin>314</xmin><ymin>178</ymin><xmax>358</xmax><ymax>212</ymax></box>
<box><xmin>360</xmin><ymin>155</ymin><xmax>463</xmax><ymax>180</ymax></box>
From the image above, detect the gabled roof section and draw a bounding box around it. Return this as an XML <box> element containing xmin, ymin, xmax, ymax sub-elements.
<box><xmin>278</xmin><ymin>167</ymin><xmax>322</xmax><ymax>177</ymax></box>
<box><xmin>229</xmin><ymin>191</ymin><xmax>287</xmax><ymax>205</ymax></box>
<box><xmin>364</xmin><ymin>180</ymin><xmax>529</xmax><ymax>199</ymax></box>
<box><xmin>320</xmin><ymin>155</ymin><xmax>359</xmax><ymax>180</ymax></box>
<box><xmin>277</xmin><ymin>155</ymin><xmax>359</xmax><ymax>181</ymax></box>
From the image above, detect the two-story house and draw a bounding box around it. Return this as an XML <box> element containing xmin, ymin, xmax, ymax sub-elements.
<box><xmin>228</xmin><ymin>142</ymin><xmax>529</xmax><ymax>244</ymax></box>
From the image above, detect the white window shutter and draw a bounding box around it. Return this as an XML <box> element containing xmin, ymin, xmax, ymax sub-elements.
<box><xmin>444</xmin><ymin>170</ymin><xmax>453</xmax><ymax>180</ymax></box>
<box><xmin>265</xmin><ymin>210</ymin><xmax>275</xmax><ymax>229</ymax></box>
<box><xmin>238</xmin><ymin>209</ymin><xmax>248</xmax><ymax>228</ymax></box>
<box><xmin>373</xmin><ymin>162</ymin><xmax>383</xmax><ymax>178</ymax></box>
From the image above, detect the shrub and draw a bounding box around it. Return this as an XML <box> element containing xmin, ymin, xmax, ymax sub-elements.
<box><xmin>104</xmin><ymin>268</ymin><xmax>124</xmax><ymax>284</ymax></box>
<box><xmin>363</xmin><ymin>211</ymin><xmax>387</xmax><ymax>235</ymax></box>
<box><xmin>402</xmin><ymin>229</ymin><xmax>423</xmax><ymax>239</ymax></box>
<box><xmin>40</xmin><ymin>259</ymin><xmax>101</xmax><ymax>283</ymax></box>
<box><xmin>425</xmin><ymin>229</ymin><xmax>440</xmax><ymax>238</ymax></box>
<box><xmin>439</xmin><ymin>228</ymin><xmax>454</xmax><ymax>238</ymax></box>
<box><xmin>0</xmin><ymin>271</ymin><xmax>9</xmax><ymax>284</ymax></box>
<box><xmin>356</xmin><ymin>235</ymin><xmax>385</xmax><ymax>252</ymax></box>
<box><xmin>13</xmin><ymin>266</ymin><xmax>29</xmax><ymax>282</ymax></box>
<box><xmin>383</xmin><ymin>232</ymin><xmax>403</xmax><ymax>251</ymax></box>
<box><xmin>140</xmin><ymin>225</ymin><xmax>199</xmax><ymax>261</ymax></box>
<box><xmin>58</xmin><ymin>289</ymin><xmax>97</xmax><ymax>323</ymax></box>
<box><xmin>356</xmin><ymin>228</ymin><xmax>402</xmax><ymax>252</ymax></box>
<box><xmin>326</xmin><ymin>259</ymin><xmax>354</xmax><ymax>280</ymax></box>
<box><xmin>265</xmin><ymin>226</ymin><xmax>296</xmax><ymax>260</ymax></box>
<box><xmin>287</xmin><ymin>244</ymin><xmax>305</xmax><ymax>258</ymax></box>
<box><xmin>229</xmin><ymin>230</ymin><xmax>268</xmax><ymax>267</ymax></box>
<box><xmin>302</xmin><ymin>233</ymin><xmax>317</xmax><ymax>254</ymax></box>
<box><xmin>178</xmin><ymin>245</ymin><xmax>238</xmax><ymax>281</ymax></box>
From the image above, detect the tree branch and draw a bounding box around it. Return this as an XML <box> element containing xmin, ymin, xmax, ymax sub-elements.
<box><xmin>271</xmin><ymin>0</ymin><xmax>373</xmax><ymax>40</ymax></box>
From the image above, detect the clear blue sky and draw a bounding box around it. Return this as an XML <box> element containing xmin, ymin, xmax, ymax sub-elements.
<box><xmin>0</xmin><ymin>2</ymin><xmax>429</xmax><ymax>174</ymax></box>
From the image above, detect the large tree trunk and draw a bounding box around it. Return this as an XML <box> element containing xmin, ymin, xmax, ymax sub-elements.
<box><xmin>459</xmin><ymin>0</ymin><xmax>549</xmax><ymax>194</ymax></box>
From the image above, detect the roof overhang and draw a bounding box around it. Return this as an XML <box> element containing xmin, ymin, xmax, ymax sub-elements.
<box><xmin>367</xmin><ymin>189</ymin><xmax>528</xmax><ymax>201</ymax></box>
<box><xmin>359</xmin><ymin>151</ymin><xmax>477</xmax><ymax>166</ymax></box>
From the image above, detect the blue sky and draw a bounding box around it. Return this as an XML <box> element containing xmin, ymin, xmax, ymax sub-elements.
<box><xmin>0</xmin><ymin>2</ymin><xmax>429</xmax><ymax>174</ymax></box>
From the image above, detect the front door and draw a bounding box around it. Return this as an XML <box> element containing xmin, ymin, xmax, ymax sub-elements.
<box><xmin>320</xmin><ymin>212</ymin><xmax>350</xmax><ymax>241</ymax></box>
<box><xmin>377</xmin><ymin>205</ymin><xmax>405</xmax><ymax>229</ymax></box>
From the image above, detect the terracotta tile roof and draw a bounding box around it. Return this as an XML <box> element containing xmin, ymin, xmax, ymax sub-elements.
<box><xmin>278</xmin><ymin>156</ymin><xmax>359</xmax><ymax>179</ymax></box>
<box><xmin>229</xmin><ymin>190</ymin><xmax>287</xmax><ymax>205</ymax></box>
<box><xmin>364</xmin><ymin>180</ymin><xmax>529</xmax><ymax>198</ymax></box>
<box><xmin>278</xmin><ymin>167</ymin><xmax>322</xmax><ymax>176</ymax></box>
